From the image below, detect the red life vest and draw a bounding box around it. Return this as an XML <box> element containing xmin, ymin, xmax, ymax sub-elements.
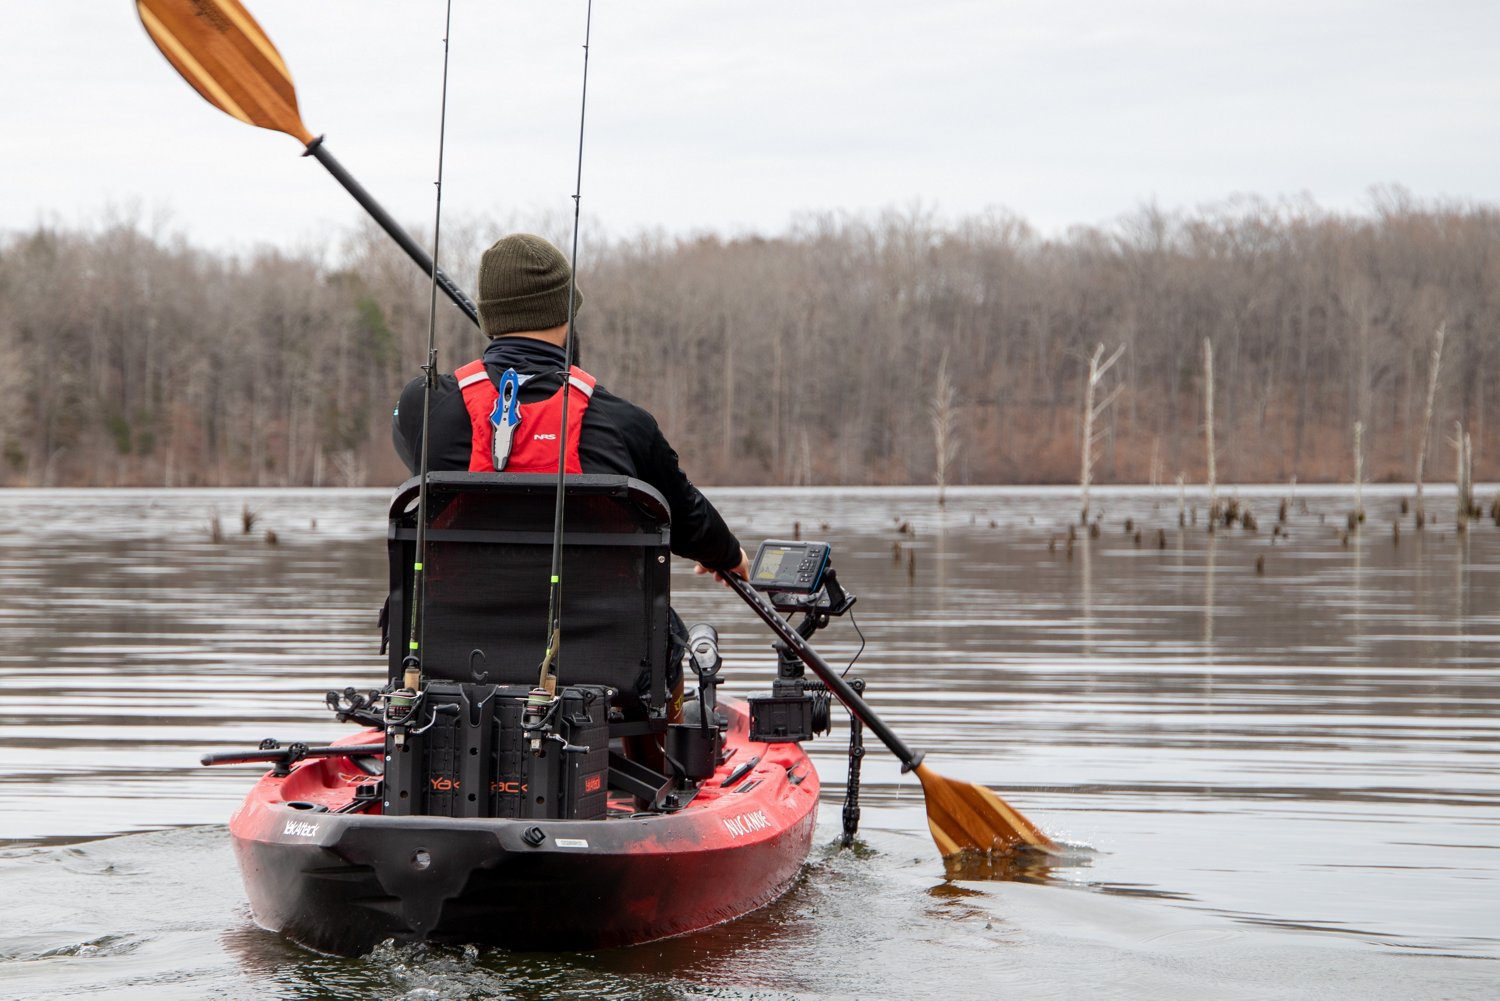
<box><xmin>455</xmin><ymin>359</ymin><xmax>597</xmax><ymax>473</ymax></box>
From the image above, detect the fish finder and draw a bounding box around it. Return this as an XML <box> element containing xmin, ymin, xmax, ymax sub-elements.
<box><xmin>745</xmin><ymin>539</ymin><xmax>850</xmax><ymax>744</ymax></box>
<box><xmin>750</xmin><ymin>540</ymin><xmax>831</xmax><ymax>595</ymax></box>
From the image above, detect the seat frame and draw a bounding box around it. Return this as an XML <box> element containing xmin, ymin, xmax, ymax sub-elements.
<box><xmin>385</xmin><ymin>472</ymin><xmax>672</xmax><ymax>719</ymax></box>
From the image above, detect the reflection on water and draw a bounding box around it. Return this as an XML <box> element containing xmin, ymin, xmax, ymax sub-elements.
<box><xmin>940</xmin><ymin>843</ymin><xmax>1088</xmax><ymax>886</ymax></box>
<box><xmin>0</xmin><ymin>484</ymin><xmax>1495</xmax><ymax>999</ymax></box>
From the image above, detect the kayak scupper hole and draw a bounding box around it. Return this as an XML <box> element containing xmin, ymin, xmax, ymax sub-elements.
<box><xmin>285</xmin><ymin>801</ymin><xmax>328</xmax><ymax>812</ymax></box>
<box><xmin>468</xmin><ymin>792</ymin><xmax>477</xmax><ymax>802</ymax></box>
<box><xmin>400</xmin><ymin>789</ymin><xmax>409</xmax><ymax>800</ymax></box>
<box><xmin>469</xmin><ymin>747</ymin><xmax>478</xmax><ymax>755</ymax></box>
<box><xmin>412</xmin><ymin>849</ymin><xmax>431</xmax><ymax>870</ymax></box>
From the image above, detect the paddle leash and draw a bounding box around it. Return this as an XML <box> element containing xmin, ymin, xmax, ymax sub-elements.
<box><xmin>137</xmin><ymin>0</ymin><xmax>479</xmax><ymax>327</ymax></box>
<box><xmin>537</xmin><ymin>0</ymin><xmax>597</xmax><ymax>696</ymax></box>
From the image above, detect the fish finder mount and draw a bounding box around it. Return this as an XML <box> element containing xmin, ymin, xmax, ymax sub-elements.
<box><xmin>747</xmin><ymin>540</ymin><xmax>855</xmax><ymax>742</ymax></box>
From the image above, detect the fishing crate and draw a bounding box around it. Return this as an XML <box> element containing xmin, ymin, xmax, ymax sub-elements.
<box><xmin>384</xmin><ymin>682</ymin><xmax>609</xmax><ymax>821</ymax></box>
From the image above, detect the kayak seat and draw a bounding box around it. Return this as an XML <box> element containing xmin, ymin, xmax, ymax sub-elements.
<box><xmin>386</xmin><ymin>473</ymin><xmax>672</xmax><ymax>717</ymax></box>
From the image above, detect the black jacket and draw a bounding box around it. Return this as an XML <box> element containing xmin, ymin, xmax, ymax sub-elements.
<box><xmin>393</xmin><ymin>337</ymin><xmax>743</xmax><ymax>570</ymax></box>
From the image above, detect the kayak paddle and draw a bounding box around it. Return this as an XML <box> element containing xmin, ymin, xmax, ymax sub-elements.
<box><xmin>135</xmin><ymin>0</ymin><xmax>479</xmax><ymax>327</ymax></box>
<box><xmin>723</xmin><ymin>572</ymin><xmax>1058</xmax><ymax>857</ymax></box>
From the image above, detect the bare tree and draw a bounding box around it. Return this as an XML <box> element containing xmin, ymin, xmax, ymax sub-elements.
<box><xmin>1204</xmin><ymin>337</ymin><xmax>1218</xmax><ymax>521</ymax></box>
<box><xmin>931</xmin><ymin>348</ymin><xmax>961</xmax><ymax>506</ymax></box>
<box><xmin>1353</xmin><ymin>420</ymin><xmax>1365</xmax><ymax>524</ymax></box>
<box><xmin>1414</xmin><ymin>325</ymin><xmax>1445</xmax><ymax>527</ymax></box>
<box><xmin>332</xmin><ymin>448</ymin><xmax>366</xmax><ymax>488</ymax></box>
<box><xmin>1079</xmin><ymin>343</ymin><xmax>1124</xmax><ymax>522</ymax></box>
<box><xmin>1451</xmin><ymin>421</ymin><xmax>1471</xmax><ymax>529</ymax></box>
<box><xmin>1465</xmin><ymin>432</ymin><xmax>1474</xmax><ymax>519</ymax></box>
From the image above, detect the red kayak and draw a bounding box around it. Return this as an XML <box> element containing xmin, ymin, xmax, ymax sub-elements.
<box><xmin>225</xmin><ymin>697</ymin><xmax>818</xmax><ymax>956</ymax></box>
<box><xmin>206</xmin><ymin>475</ymin><xmax>850</xmax><ymax>956</ymax></box>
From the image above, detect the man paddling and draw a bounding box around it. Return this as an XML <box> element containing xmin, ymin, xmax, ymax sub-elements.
<box><xmin>392</xmin><ymin>233</ymin><xmax>750</xmax><ymax>712</ymax></box>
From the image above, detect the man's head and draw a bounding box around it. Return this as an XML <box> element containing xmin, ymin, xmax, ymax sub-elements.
<box><xmin>477</xmin><ymin>234</ymin><xmax>583</xmax><ymax>338</ymax></box>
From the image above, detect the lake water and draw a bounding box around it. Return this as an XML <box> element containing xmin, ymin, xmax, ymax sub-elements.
<box><xmin>0</xmin><ymin>484</ymin><xmax>1495</xmax><ymax>1000</ymax></box>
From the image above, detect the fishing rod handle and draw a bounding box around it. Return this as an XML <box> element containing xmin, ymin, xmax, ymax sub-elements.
<box><xmin>304</xmin><ymin>137</ymin><xmax>480</xmax><ymax>328</ymax></box>
<box><xmin>723</xmin><ymin>573</ymin><xmax>923</xmax><ymax>769</ymax></box>
<box><xmin>200</xmin><ymin>742</ymin><xmax>384</xmax><ymax>767</ymax></box>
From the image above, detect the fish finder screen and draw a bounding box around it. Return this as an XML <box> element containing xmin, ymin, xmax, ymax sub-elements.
<box><xmin>754</xmin><ymin>546</ymin><xmax>797</xmax><ymax>583</ymax></box>
<box><xmin>750</xmin><ymin>541</ymin><xmax>830</xmax><ymax>593</ymax></box>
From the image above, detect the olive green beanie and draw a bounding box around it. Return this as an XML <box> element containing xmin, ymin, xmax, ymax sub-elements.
<box><xmin>476</xmin><ymin>234</ymin><xmax>584</xmax><ymax>337</ymax></box>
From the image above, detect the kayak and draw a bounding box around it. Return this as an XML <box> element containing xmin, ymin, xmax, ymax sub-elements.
<box><xmin>153</xmin><ymin>2</ymin><xmax>1058</xmax><ymax>914</ymax></box>
<box><xmin>225</xmin><ymin>696</ymin><xmax>819</xmax><ymax>956</ymax></box>
<box><xmin>206</xmin><ymin>473</ymin><xmax>845</xmax><ymax>956</ymax></box>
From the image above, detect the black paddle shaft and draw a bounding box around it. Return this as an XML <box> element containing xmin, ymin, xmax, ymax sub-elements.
<box><xmin>724</xmin><ymin>574</ymin><xmax>925</xmax><ymax>771</ymax></box>
<box><xmin>303</xmin><ymin>137</ymin><xmax>480</xmax><ymax>329</ymax></box>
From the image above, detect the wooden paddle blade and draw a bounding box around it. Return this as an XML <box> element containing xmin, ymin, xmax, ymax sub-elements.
<box><xmin>138</xmin><ymin>0</ymin><xmax>314</xmax><ymax>144</ymax></box>
<box><xmin>915</xmin><ymin>763</ymin><xmax>1059</xmax><ymax>857</ymax></box>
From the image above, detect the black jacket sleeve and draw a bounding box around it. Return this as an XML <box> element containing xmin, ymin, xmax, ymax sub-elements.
<box><xmin>580</xmin><ymin>390</ymin><xmax>743</xmax><ymax>570</ymax></box>
<box><xmin>638</xmin><ymin>415</ymin><xmax>743</xmax><ymax>571</ymax></box>
<box><xmin>392</xmin><ymin>374</ymin><xmax>472</xmax><ymax>473</ymax></box>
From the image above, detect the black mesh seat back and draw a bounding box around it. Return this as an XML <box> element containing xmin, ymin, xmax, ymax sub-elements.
<box><xmin>387</xmin><ymin>473</ymin><xmax>671</xmax><ymax>707</ymax></box>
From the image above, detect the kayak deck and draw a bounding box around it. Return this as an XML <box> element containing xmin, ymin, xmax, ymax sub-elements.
<box><xmin>227</xmin><ymin>699</ymin><xmax>820</xmax><ymax>954</ymax></box>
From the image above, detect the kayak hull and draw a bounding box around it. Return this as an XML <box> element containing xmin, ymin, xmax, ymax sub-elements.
<box><xmin>227</xmin><ymin>700</ymin><xmax>819</xmax><ymax>955</ymax></box>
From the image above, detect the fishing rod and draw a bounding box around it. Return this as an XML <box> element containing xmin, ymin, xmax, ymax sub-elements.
<box><xmin>136</xmin><ymin>0</ymin><xmax>479</xmax><ymax>328</ymax></box>
<box><xmin>537</xmin><ymin>0</ymin><xmax>597</xmax><ymax>696</ymax></box>
<box><xmin>397</xmin><ymin>0</ymin><xmax>459</xmax><ymax>722</ymax></box>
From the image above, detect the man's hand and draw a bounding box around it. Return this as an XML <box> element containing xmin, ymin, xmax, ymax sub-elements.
<box><xmin>694</xmin><ymin>547</ymin><xmax>750</xmax><ymax>586</ymax></box>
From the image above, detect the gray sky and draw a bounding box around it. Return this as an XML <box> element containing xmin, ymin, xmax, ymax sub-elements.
<box><xmin>3</xmin><ymin>1</ymin><xmax>1497</xmax><ymax>257</ymax></box>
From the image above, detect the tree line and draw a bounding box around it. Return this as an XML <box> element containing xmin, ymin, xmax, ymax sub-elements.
<box><xmin>1</xmin><ymin>193</ymin><xmax>1496</xmax><ymax>489</ymax></box>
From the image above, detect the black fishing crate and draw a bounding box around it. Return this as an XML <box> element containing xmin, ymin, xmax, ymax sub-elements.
<box><xmin>493</xmin><ymin>685</ymin><xmax>610</xmax><ymax>821</ymax></box>
<box><xmin>385</xmin><ymin>682</ymin><xmax>609</xmax><ymax>820</ymax></box>
<box><xmin>384</xmin><ymin>682</ymin><xmax>517</xmax><ymax>818</ymax></box>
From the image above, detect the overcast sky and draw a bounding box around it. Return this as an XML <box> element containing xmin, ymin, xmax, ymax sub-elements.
<box><xmin>3</xmin><ymin>1</ymin><xmax>1497</xmax><ymax>258</ymax></box>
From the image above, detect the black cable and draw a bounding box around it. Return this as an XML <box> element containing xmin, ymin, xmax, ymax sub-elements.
<box><xmin>840</xmin><ymin>608</ymin><xmax>866</xmax><ymax>678</ymax></box>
